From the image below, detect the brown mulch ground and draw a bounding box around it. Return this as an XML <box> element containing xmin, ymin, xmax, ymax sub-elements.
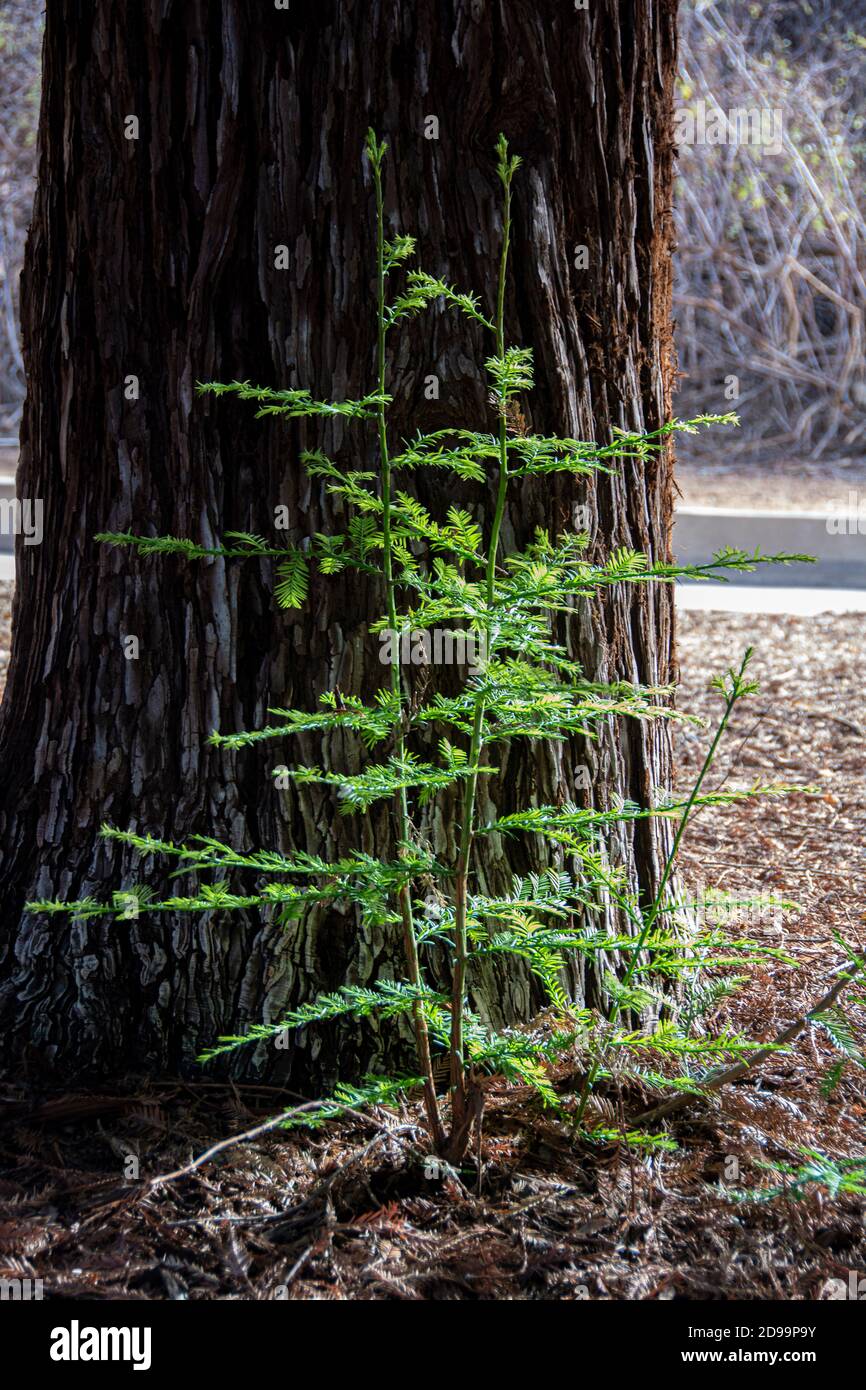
<box><xmin>0</xmin><ymin>602</ymin><xmax>863</xmax><ymax>1300</ymax></box>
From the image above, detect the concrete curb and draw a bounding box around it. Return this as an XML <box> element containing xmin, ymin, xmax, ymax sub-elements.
<box><xmin>673</xmin><ymin>504</ymin><xmax>866</xmax><ymax>589</ymax></box>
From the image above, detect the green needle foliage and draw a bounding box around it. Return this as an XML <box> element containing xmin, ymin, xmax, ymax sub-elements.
<box><xmin>29</xmin><ymin>134</ymin><xmax>819</xmax><ymax>1161</ymax></box>
<box><xmin>731</xmin><ymin>1149</ymin><xmax>866</xmax><ymax>1203</ymax></box>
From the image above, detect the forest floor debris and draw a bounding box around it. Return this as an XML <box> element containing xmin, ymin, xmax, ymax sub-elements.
<box><xmin>0</xmin><ymin>606</ymin><xmax>863</xmax><ymax>1300</ymax></box>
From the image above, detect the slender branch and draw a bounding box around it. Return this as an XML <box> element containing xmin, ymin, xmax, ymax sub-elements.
<box><xmin>575</xmin><ymin>650</ymin><xmax>755</xmax><ymax>1126</ymax></box>
<box><xmin>628</xmin><ymin>650</ymin><xmax>754</xmax><ymax>980</ymax></box>
<box><xmin>148</xmin><ymin>1099</ymin><xmax>397</xmax><ymax>1187</ymax></box>
<box><xmin>634</xmin><ymin>961</ymin><xmax>863</xmax><ymax>1128</ymax></box>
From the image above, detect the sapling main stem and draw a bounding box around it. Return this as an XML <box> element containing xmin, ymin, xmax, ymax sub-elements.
<box><xmin>369</xmin><ymin>136</ymin><xmax>445</xmax><ymax>1150</ymax></box>
<box><xmin>448</xmin><ymin>139</ymin><xmax>517</xmax><ymax>1153</ymax></box>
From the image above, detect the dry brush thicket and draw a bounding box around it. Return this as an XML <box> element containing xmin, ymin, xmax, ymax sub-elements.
<box><xmin>676</xmin><ymin>0</ymin><xmax>866</xmax><ymax>460</ymax></box>
<box><xmin>0</xmin><ymin>2</ymin><xmax>41</xmax><ymax>438</ymax></box>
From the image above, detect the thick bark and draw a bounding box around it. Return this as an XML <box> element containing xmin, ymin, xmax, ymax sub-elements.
<box><xmin>0</xmin><ymin>0</ymin><xmax>679</xmax><ymax>1088</ymax></box>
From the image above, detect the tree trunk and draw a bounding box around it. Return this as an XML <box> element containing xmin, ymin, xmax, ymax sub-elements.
<box><xmin>0</xmin><ymin>0</ymin><xmax>680</xmax><ymax>1089</ymax></box>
